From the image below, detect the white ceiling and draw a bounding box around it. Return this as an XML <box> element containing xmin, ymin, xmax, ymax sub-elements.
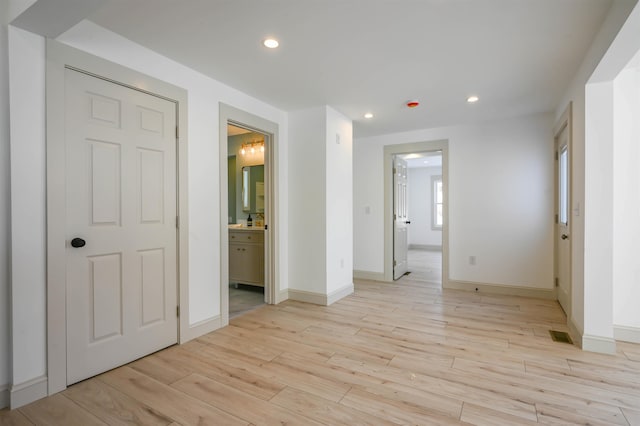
<box><xmin>401</xmin><ymin>152</ymin><xmax>443</xmax><ymax>169</ymax></box>
<box><xmin>86</xmin><ymin>0</ymin><xmax>618</xmax><ymax>138</ymax></box>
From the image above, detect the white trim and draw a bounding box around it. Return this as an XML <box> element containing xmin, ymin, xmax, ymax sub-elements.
<box><xmin>568</xmin><ymin>317</ymin><xmax>583</xmax><ymax>349</ymax></box>
<box><xmin>353</xmin><ymin>270</ymin><xmax>386</xmax><ymax>281</ymax></box>
<box><xmin>46</xmin><ymin>39</ymin><xmax>189</xmax><ymax>395</ymax></box>
<box><xmin>408</xmin><ymin>244</ymin><xmax>442</xmax><ymax>251</ymax></box>
<box><xmin>327</xmin><ymin>282</ymin><xmax>354</xmax><ymax>305</ymax></box>
<box><xmin>582</xmin><ymin>334</ymin><xmax>617</xmax><ymax>354</ymax></box>
<box><xmin>9</xmin><ymin>375</ymin><xmax>47</xmax><ymax>409</ymax></box>
<box><xmin>288</xmin><ymin>289</ymin><xmax>327</xmax><ymax>305</ymax></box>
<box><xmin>181</xmin><ymin>316</ymin><xmax>221</xmax><ymax>342</ymax></box>
<box><xmin>219</xmin><ymin>103</ymin><xmax>280</xmax><ymax>327</ymax></box>
<box><xmin>288</xmin><ymin>282</ymin><xmax>354</xmax><ymax>306</ymax></box>
<box><xmin>276</xmin><ymin>289</ymin><xmax>289</xmax><ymax>304</ymax></box>
<box><xmin>0</xmin><ymin>384</ymin><xmax>8</xmax><ymax>409</ymax></box>
<box><xmin>445</xmin><ymin>280</ymin><xmax>556</xmax><ymax>300</ymax></box>
<box><xmin>614</xmin><ymin>325</ymin><xmax>640</xmax><ymax>344</ymax></box>
<box><xmin>384</xmin><ymin>141</ymin><xmax>449</xmax><ymax>284</ymax></box>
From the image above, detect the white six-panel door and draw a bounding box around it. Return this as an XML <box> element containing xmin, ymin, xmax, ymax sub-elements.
<box><xmin>65</xmin><ymin>69</ymin><xmax>178</xmax><ymax>384</ymax></box>
<box><xmin>393</xmin><ymin>157</ymin><xmax>409</xmax><ymax>279</ymax></box>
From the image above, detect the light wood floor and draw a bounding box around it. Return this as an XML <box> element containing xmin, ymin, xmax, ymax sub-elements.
<box><xmin>2</xmin><ymin>250</ymin><xmax>640</xmax><ymax>425</ymax></box>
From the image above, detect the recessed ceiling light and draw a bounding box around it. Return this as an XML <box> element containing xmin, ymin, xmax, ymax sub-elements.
<box><xmin>423</xmin><ymin>160</ymin><xmax>429</xmax><ymax>164</ymax></box>
<box><xmin>364</xmin><ymin>113</ymin><xmax>373</xmax><ymax>119</ymax></box>
<box><xmin>263</xmin><ymin>38</ymin><xmax>279</xmax><ymax>49</ymax></box>
<box><xmin>467</xmin><ymin>95</ymin><xmax>479</xmax><ymax>103</ymax></box>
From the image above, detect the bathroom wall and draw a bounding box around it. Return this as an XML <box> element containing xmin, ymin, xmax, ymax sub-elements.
<box><xmin>228</xmin><ymin>132</ymin><xmax>265</xmax><ymax>223</ymax></box>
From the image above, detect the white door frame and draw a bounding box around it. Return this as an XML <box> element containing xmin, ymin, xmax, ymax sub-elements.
<box><xmin>383</xmin><ymin>140</ymin><xmax>449</xmax><ymax>284</ymax></box>
<box><xmin>219</xmin><ymin>103</ymin><xmax>279</xmax><ymax>326</ymax></box>
<box><xmin>554</xmin><ymin>102</ymin><xmax>573</xmax><ymax>320</ymax></box>
<box><xmin>46</xmin><ymin>40</ymin><xmax>189</xmax><ymax>395</ymax></box>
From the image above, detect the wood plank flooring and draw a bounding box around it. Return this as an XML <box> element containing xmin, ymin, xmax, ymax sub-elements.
<box><xmin>2</xmin><ymin>249</ymin><xmax>640</xmax><ymax>425</ymax></box>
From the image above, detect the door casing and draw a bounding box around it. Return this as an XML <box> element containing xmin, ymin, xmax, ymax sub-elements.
<box><xmin>219</xmin><ymin>103</ymin><xmax>280</xmax><ymax>326</ymax></box>
<box><xmin>46</xmin><ymin>39</ymin><xmax>189</xmax><ymax>395</ymax></box>
<box><xmin>383</xmin><ymin>140</ymin><xmax>449</xmax><ymax>284</ymax></box>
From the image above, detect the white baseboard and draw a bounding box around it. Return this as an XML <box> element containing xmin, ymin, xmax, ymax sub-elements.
<box><xmin>276</xmin><ymin>288</ymin><xmax>289</xmax><ymax>304</ymax></box>
<box><xmin>582</xmin><ymin>334</ymin><xmax>617</xmax><ymax>354</ymax></box>
<box><xmin>614</xmin><ymin>325</ymin><xmax>640</xmax><ymax>344</ymax></box>
<box><xmin>408</xmin><ymin>244</ymin><xmax>442</xmax><ymax>251</ymax></box>
<box><xmin>10</xmin><ymin>375</ymin><xmax>48</xmax><ymax>409</ymax></box>
<box><xmin>568</xmin><ymin>318</ymin><xmax>583</xmax><ymax>349</ymax></box>
<box><xmin>445</xmin><ymin>280</ymin><xmax>556</xmax><ymax>300</ymax></box>
<box><xmin>180</xmin><ymin>315</ymin><xmax>221</xmax><ymax>343</ymax></box>
<box><xmin>288</xmin><ymin>289</ymin><xmax>327</xmax><ymax>305</ymax></box>
<box><xmin>353</xmin><ymin>270</ymin><xmax>386</xmax><ymax>282</ymax></box>
<box><xmin>327</xmin><ymin>282</ymin><xmax>354</xmax><ymax>305</ymax></box>
<box><xmin>0</xmin><ymin>383</ymin><xmax>8</xmax><ymax>409</ymax></box>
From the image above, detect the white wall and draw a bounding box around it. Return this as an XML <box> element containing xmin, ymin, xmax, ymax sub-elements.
<box><xmin>8</xmin><ymin>25</ymin><xmax>47</xmax><ymax>387</ymax></box>
<box><xmin>8</xmin><ymin>20</ymin><xmax>289</xmax><ymax>390</ymax></box>
<box><xmin>354</xmin><ymin>113</ymin><xmax>554</xmax><ymax>289</ymax></box>
<box><xmin>288</xmin><ymin>106</ymin><xmax>353</xmax><ymax>297</ymax></box>
<box><xmin>288</xmin><ymin>107</ymin><xmax>327</xmax><ymax>294</ymax></box>
<box><xmin>612</xmin><ymin>65</ymin><xmax>640</xmax><ymax>330</ymax></box>
<box><xmin>554</xmin><ymin>0</ymin><xmax>638</xmax><ymax>339</ymax></box>
<box><xmin>325</xmin><ymin>107</ymin><xmax>353</xmax><ymax>295</ymax></box>
<box><xmin>408</xmin><ymin>167</ymin><xmax>442</xmax><ymax>248</ymax></box>
<box><xmin>0</xmin><ymin>8</ymin><xmax>12</xmax><ymax>406</ymax></box>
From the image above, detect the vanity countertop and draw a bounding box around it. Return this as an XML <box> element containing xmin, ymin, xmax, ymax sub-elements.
<box><xmin>228</xmin><ymin>225</ymin><xmax>265</xmax><ymax>231</ymax></box>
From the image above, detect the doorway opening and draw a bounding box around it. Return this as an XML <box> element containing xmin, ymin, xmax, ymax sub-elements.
<box><xmin>219</xmin><ymin>103</ymin><xmax>279</xmax><ymax>326</ymax></box>
<box><xmin>383</xmin><ymin>140</ymin><xmax>449</xmax><ymax>286</ymax></box>
<box><xmin>393</xmin><ymin>151</ymin><xmax>444</xmax><ymax>285</ymax></box>
<box><xmin>227</xmin><ymin>123</ymin><xmax>267</xmax><ymax>318</ymax></box>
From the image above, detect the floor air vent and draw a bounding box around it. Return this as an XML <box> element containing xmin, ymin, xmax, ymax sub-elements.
<box><xmin>549</xmin><ymin>330</ymin><xmax>573</xmax><ymax>344</ymax></box>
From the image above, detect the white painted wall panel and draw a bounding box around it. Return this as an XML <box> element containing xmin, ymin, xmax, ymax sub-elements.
<box><xmin>325</xmin><ymin>106</ymin><xmax>353</xmax><ymax>294</ymax></box>
<box><xmin>0</xmin><ymin>17</ymin><xmax>12</xmax><ymax>399</ymax></box>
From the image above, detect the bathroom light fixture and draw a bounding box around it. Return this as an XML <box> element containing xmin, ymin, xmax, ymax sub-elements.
<box><xmin>263</xmin><ymin>38</ymin><xmax>279</xmax><ymax>49</ymax></box>
<box><xmin>364</xmin><ymin>113</ymin><xmax>373</xmax><ymax>119</ymax></box>
<box><xmin>240</xmin><ymin>140</ymin><xmax>265</xmax><ymax>156</ymax></box>
<box><xmin>467</xmin><ymin>95</ymin><xmax>479</xmax><ymax>103</ymax></box>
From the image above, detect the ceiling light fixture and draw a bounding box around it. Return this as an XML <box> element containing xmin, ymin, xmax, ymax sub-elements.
<box><xmin>406</xmin><ymin>100</ymin><xmax>420</xmax><ymax>108</ymax></box>
<box><xmin>467</xmin><ymin>95</ymin><xmax>479</xmax><ymax>103</ymax></box>
<box><xmin>364</xmin><ymin>113</ymin><xmax>373</xmax><ymax>119</ymax></box>
<box><xmin>240</xmin><ymin>140</ymin><xmax>265</xmax><ymax>156</ymax></box>
<box><xmin>263</xmin><ymin>38</ymin><xmax>279</xmax><ymax>49</ymax></box>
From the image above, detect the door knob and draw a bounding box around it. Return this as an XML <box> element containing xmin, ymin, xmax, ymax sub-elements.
<box><xmin>561</xmin><ymin>234</ymin><xmax>569</xmax><ymax>240</ymax></box>
<box><xmin>71</xmin><ymin>238</ymin><xmax>86</xmax><ymax>248</ymax></box>
<box><xmin>405</xmin><ymin>220</ymin><xmax>411</xmax><ymax>224</ymax></box>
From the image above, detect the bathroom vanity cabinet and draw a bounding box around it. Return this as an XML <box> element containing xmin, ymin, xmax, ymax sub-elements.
<box><xmin>229</xmin><ymin>228</ymin><xmax>264</xmax><ymax>287</ymax></box>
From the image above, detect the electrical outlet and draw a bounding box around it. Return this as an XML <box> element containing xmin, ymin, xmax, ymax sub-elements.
<box><xmin>469</xmin><ymin>255</ymin><xmax>476</xmax><ymax>265</ymax></box>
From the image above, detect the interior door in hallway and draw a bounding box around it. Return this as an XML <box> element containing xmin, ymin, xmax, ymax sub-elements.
<box><xmin>555</xmin><ymin>124</ymin><xmax>571</xmax><ymax>316</ymax></box>
<box><xmin>393</xmin><ymin>156</ymin><xmax>409</xmax><ymax>279</ymax></box>
<box><xmin>65</xmin><ymin>69</ymin><xmax>178</xmax><ymax>384</ymax></box>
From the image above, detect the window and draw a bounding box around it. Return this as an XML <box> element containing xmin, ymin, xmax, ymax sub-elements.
<box><xmin>559</xmin><ymin>146</ymin><xmax>568</xmax><ymax>225</ymax></box>
<box><xmin>432</xmin><ymin>175</ymin><xmax>443</xmax><ymax>229</ymax></box>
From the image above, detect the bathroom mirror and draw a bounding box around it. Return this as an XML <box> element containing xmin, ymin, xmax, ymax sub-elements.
<box><xmin>241</xmin><ymin>165</ymin><xmax>264</xmax><ymax>213</ymax></box>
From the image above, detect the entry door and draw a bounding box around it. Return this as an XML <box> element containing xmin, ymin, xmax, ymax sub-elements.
<box><xmin>65</xmin><ymin>69</ymin><xmax>178</xmax><ymax>384</ymax></box>
<box><xmin>555</xmin><ymin>125</ymin><xmax>571</xmax><ymax>315</ymax></box>
<box><xmin>393</xmin><ymin>157</ymin><xmax>409</xmax><ymax>279</ymax></box>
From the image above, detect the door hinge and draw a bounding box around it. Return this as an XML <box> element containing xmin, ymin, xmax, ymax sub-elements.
<box><xmin>176</xmin><ymin>126</ymin><xmax>179</xmax><ymax>139</ymax></box>
<box><xmin>393</xmin><ymin>168</ymin><xmax>396</xmax><ymax>175</ymax></box>
<box><xmin>555</xmin><ymin>278</ymin><xmax>559</xmax><ymax>287</ymax></box>
<box><xmin>176</xmin><ymin>216</ymin><xmax>179</xmax><ymax>229</ymax></box>
<box><xmin>176</xmin><ymin>306</ymin><xmax>180</xmax><ymax>317</ymax></box>
<box><xmin>555</xmin><ymin>214</ymin><xmax>558</xmax><ymax>224</ymax></box>
<box><xmin>555</xmin><ymin>151</ymin><xmax>558</xmax><ymax>160</ymax></box>
<box><xmin>393</xmin><ymin>260</ymin><xmax>397</xmax><ymax>267</ymax></box>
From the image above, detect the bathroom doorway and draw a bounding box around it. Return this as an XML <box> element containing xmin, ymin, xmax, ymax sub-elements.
<box><xmin>219</xmin><ymin>103</ymin><xmax>280</xmax><ymax>325</ymax></box>
<box><xmin>227</xmin><ymin>124</ymin><xmax>266</xmax><ymax>318</ymax></box>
